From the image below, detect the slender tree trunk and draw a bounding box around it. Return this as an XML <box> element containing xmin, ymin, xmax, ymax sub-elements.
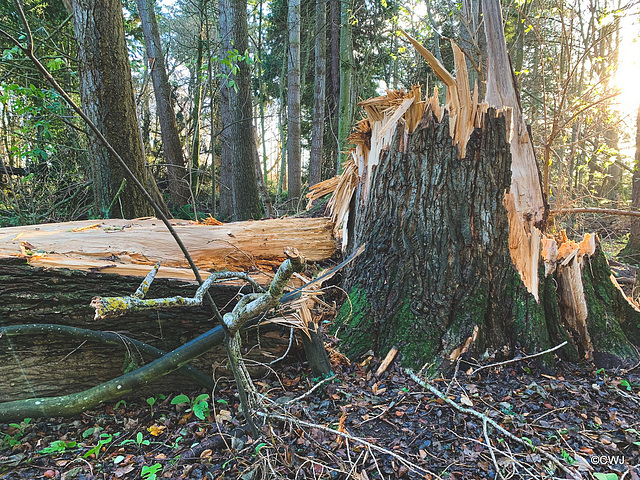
<box><xmin>619</xmin><ymin>105</ymin><xmax>640</xmax><ymax>262</ymax></box>
<box><xmin>277</xmin><ymin>36</ymin><xmax>288</xmax><ymax>199</ymax></box>
<box><xmin>287</xmin><ymin>0</ymin><xmax>302</xmax><ymax>204</ymax></box>
<box><xmin>309</xmin><ymin>0</ymin><xmax>327</xmax><ymax>187</ymax></box>
<box><xmin>218</xmin><ymin>0</ymin><xmax>262</xmax><ymax>220</ymax></box>
<box><xmin>218</xmin><ymin>72</ymin><xmax>233</xmax><ymax>220</ymax></box>
<box><xmin>337</xmin><ymin>0</ymin><xmax>353</xmax><ymax>173</ymax></box>
<box><xmin>206</xmin><ymin>20</ymin><xmax>218</xmax><ymax>217</ymax></box>
<box><xmin>69</xmin><ymin>0</ymin><xmax>165</xmax><ymax>219</ymax></box>
<box><xmin>257</xmin><ymin>0</ymin><xmax>268</xmax><ymax>185</ymax></box>
<box><xmin>189</xmin><ymin>22</ymin><xmax>204</xmax><ymax>200</ymax></box>
<box><xmin>136</xmin><ymin>0</ymin><xmax>190</xmax><ymax>207</ymax></box>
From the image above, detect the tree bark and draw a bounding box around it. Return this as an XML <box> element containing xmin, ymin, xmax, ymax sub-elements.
<box><xmin>69</xmin><ymin>0</ymin><xmax>165</xmax><ymax>218</ymax></box>
<box><xmin>620</xmin><ymin>105</ymin><xmax>640</xmax><ymax>262</ymax></box>
<box><xmin>287</xmin><ymin>0</ymin><xmax>302</xmax><ymax>203</ymax></box>
<box><xmin>336</xmin><ymin>0</ymin><xmax>353</xmax><ymax>174</ymax></box>
<box><xmin>309</xmin><ymin>0</ymin><xmax>327</xmax><ymax>188</ymax></box>
<box><xmin>336</xmin><ymin>112</ymin><xmax>563</xmax><ymax>372</ymax></box>
<box><xmin>328</xmin><ymin>16</ymin><xmax>640</xmax><ymax>373</ymax></box>
<box><xmin>218</xmin><ymin>0</ymin><xmax>263</xmax><ymax>220</ymax></box>
<box><xmin>136</xmin><ymin>0</ymin><xmax>191</xmax><ymax>207</ymax></box>
<box><xmin>0</xmin><ymin>258</ymin><xmax>302</xmax><ymax>402</ymax></box>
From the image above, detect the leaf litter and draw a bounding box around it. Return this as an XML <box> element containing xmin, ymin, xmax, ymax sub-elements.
<box><xmin>2</xmin><ymin>347</ymin><xmax>640</xmax><ymax>479</ymax></box>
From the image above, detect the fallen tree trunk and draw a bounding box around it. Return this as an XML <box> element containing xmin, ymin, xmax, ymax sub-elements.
<box><xmin>0</xmin><ymin>216</ymin><xmax>337</xmax><ymax>277</ymax></box>
<box><xmin>0</xmin><ymin>217</ymin><xmax>337</xmax><ymax>401</ymax></box>
<box><xmin>0</xmin><ymin>257</ymin><xmax>300</xmax><ymax>401</ymax></box>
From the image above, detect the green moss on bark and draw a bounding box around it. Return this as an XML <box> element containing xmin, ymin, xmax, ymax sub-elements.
<box><xmin>582</xmin><ymin>246</ymin><xmax>640</xmax><ymax>367</ymax></box>
<box><xmin>333</xmin><ymin>286</ymin><xmax>376</xmax><ymax>359</ymax></box>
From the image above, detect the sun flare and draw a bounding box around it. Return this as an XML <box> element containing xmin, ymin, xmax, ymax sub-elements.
<box><xmin>613</xmin><ymin>14</ymin><xmax>640</xmax><ymax>118</ymax></box>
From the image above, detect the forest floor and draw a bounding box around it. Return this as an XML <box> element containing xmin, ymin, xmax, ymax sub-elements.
<box><xmin>1</xmin><ymin>346</ymin><xmax>640</xmax><ymax>480</ymax></box>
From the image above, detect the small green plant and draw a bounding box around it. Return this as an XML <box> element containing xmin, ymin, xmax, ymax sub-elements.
<box><xmin>2</xmin><ymin>418</ymin><xmax>32</xmax><ymax>447</ymax></box>
<box><xmin>120</xmin><ymin>432</ymin><xmax>150</xmax><ymax>447</ymax></box>
<box><xmin>254</xmin><ymin>442</ymin><xmax>268</xmax><ymax>455</ymax></box>
<box><xmin>171</xmin><ymin>393</ymin><xmax>210</xmax><ymax>420</ymax></box>
<box><xmin>141</xmin><ymin>462</ymin><xmax>163</xmax><ymax>480</ymax></box>
<box><xmin>115</xmin><ymin>400</ymin><xmax>127</xmax><ymax>409</ymax></box>
<box><xmin>169</xmin><ymin>436</ymin><xmax>183</xmax><ymax>450</ymax></box>
<box><xmin>82</xmin><ymin>426</ymin><xmax>103</xmax><ymax>439</ymax></box>
<box><xmin>84</xmin><ymin>433</ymin><xmax>113</xmax><ymax>459</ymax></box>
<box><xmin>594</xmin><ymin>474</ymin><xmax>619</xmax><ymax>480</ymax></box>
<box><xmin>625</xmin><ymin>428</ymin><xmax>640</xmax><ymax>446</ymax></box>
<box><xmin>39</xmin><ymin>440</ymin><xmax>77</xmax><ymax>455</ymax></box>
<box><xmin>522</xmin><ymin>437</ymin><xmax>536</xmax><ymax>452</ymax></box>
<box><xmin>561</xmin><ymin>450</ymin><xmax>575</xmax><ymax>465</ymax></box>
<box><xmin>146</xmin><ymin>394</ymin><xmax>166</xmax><ymax>416</ymax></box>
<box><xmin>620</xmin><ymin>379</ymin><xmax>632</xmax><ymax>391</ymax></box>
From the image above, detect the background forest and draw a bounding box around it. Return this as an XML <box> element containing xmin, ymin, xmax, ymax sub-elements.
<box><xmin>0</xmin><ymin>0</ymin><xmax>639</xmax><ymax>239</ymax></box>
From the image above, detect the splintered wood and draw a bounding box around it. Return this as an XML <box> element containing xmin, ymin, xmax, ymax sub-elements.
<box><xmin>542</xmin><ymin>232</ymin><xmax>596</xmax><ymax>358</ymax></box>
<box><xmin>0</xmin><ymin>217</ymin><xmax>337</xmax><ymax>282</ymax></box>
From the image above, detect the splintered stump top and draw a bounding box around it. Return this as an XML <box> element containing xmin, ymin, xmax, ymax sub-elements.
<box><xmin>0</xmin><ymin>217</ymin><xmax>337</xmax><ymax>281</ymax></box>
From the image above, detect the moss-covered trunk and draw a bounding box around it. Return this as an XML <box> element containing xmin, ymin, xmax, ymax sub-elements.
<box><xmin>336</xmin><ymin>109</ymin><xmax>640</xmax><ymax>372</ymax></box>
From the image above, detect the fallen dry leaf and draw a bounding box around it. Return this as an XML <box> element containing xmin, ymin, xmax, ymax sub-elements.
<box><xmin>147</xmin><ymin>424</ymin><xmax>166</xmax><ymax>436</ymax></box>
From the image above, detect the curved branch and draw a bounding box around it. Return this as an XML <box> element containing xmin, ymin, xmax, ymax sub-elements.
<box><xmin>0</xmin><ymin>324</ymin><xmax>213</xmax><ymax>390</ymax></box>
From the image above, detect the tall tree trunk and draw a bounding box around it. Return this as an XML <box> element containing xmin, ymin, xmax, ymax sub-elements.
<box><xmin>287</xmin><ymin>0</ymin><xmax>302</xmax><ymax>204</ymax></box>
<box><xmin>309</xmin><ymin>0</ymin><xmax>327</xmax><ymax>188</ymax></box>
<box><xmin>277</xmin><ymin>40</ymin><xmax>288</xmax><ymax>200</ymax></box>
<box><xmin>135</xmin><ymin>0</ymin><xmax>190</xmax><ymax>207</ymax></box>
<box><xmin>189</xmin><ymin>21</ymin><xmax>204</xmax><ymax>200</ymax></box>
<box><xmin>69</xmin><ymin>0</ymin><xmax>166</xmax><ymax>219</ymax></box>
<box><xmin>619</xmin><ymin>105</ymin><xmax>640</xmax><ymax>262</ymax></box>
<box><xmin>337</xmin><ymin>0</ymin><xmax>353</xmax><ymax>173</ymax></box>
<box><xmin>206</xmin><ymin>18</ymin><xmax>219</xmax><ymax>217</ymax></box>
<box><xmin>218</xmin><ymin>0</ymin><xmax>262</xmax><ymax>220</ymax></box>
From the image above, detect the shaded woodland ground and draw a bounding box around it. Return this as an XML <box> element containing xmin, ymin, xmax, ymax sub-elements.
<box><xmin>1</xmin><ymin>332</ymin><xmax>640</xmax><ymax>480</ymax></box>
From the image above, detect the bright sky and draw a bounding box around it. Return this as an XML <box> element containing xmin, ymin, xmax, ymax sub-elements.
<box><xmin>613</xmin><ymin>11</ymin><xmax>640</xmax><ymax>114</ymax></box>
<box><xmin>613</xmin><ymin>8</ymin><xmax>640</xmax><ymax>158</ymax></box>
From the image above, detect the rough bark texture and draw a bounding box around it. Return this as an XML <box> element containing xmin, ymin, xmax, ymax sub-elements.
<box><xmin>337</xmin><ymin>0</ymin><xmax>353</xmax><ymax>173</ymax></box>
<box><xmin>70</xmin><ymin>0</ymin><xmax>164</xmax><ymax>218</ymax></box>
<box><xmin>308</xmin><ymin>0</ymin><xmax>327</xmax><ymax>188</ymax></box>
<box><xmin>136</xmin><ymin>0</ymin><xmax>190</xmax><ymax>206</ymax></box>
<box><xmin>218</xmin><ymin>0</ymin><xmax>262</xmax><ymax>220</ymax></box>
<box><xmin>287</xmin><ymin>0</ymin><xmax>302</xmax><ymax>202</ymax></box>
<box><xmin>335</xmin><ymin>111</ymin><xmax>569</xmax><ymax>372</ymax></box>
<box><xmin>619</xmin><ymin>105</ymin><xmax>640</xmax><ymax>262</ymax></box>
<box><xmin>0</xmin><ymin>258</ymin><xmax>298</xmax><ymax>401</ymax></box>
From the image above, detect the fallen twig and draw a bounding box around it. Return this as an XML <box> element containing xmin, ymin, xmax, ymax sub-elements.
<box><xmin>406</xmin><ymin>369</ymin><xmax>582</xmax><ymax>480</ymax></box>
<box><xmin>469</xmin><ymin>341</ymin><xmax>568</xmax><ymax>376</ymax></box>
<box><xmin>256</xmin><ymin>411</ymin><xmax>443</xmax><ymax>479</ymax></box>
